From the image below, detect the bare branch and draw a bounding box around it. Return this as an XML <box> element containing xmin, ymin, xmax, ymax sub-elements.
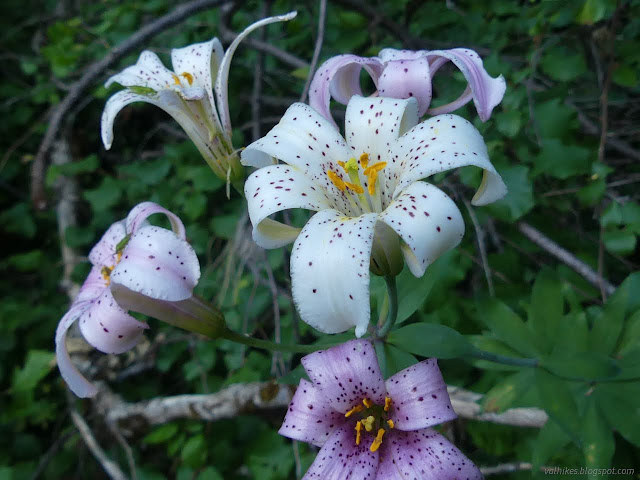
<box><xmin>31</xmin><ymin>0</ymin><xmax>230</xmax><ymax>209</ymax></box>
<box><xmin>480</xmin><ymin>462</ymin><xmax>534</xmax><ymax>476</ymax></box>
<box><xmin>518</xmin><ymin>222</ymin><xmax>616</xmax><ymax>295</ymax></box>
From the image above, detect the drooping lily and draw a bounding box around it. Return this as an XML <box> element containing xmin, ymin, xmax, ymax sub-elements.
<box><xmin>309</xmin><ymin>47</ymin><xmax>506</xmax><ymax>128</ymax></box>
<box><xmin>279</xmin><ymin>339</ymin><xmax>483</xmax><ymax>479</ymax></box>
<box><xmin>241</xmin><ymin>95</ymin><xmax>506</xmax><ymax>337</ymax></box>
<box><xmin>55</xmin><ymin>202</ymin><xmax>214</xmax><ymax>398</ymax></box>
<box><xmin>101</xmin><ymin>12</ymin><xmax>297</xmax><ymax>188</ymax></box>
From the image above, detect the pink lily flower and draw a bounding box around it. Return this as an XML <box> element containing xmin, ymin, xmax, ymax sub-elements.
<box><xmin>55</xmin><ymin>202</ymin><xmax>201</xmax><ymax>398</ymax></box>
<box><xmin>279</xmin><ymin>339</ymin><xmax>483</xmax><ymax>479</ymax></box>
<box><xmin>309</xmin><ymin>48</ymin><xmax>506</xmax><ymax>128</ymax></box>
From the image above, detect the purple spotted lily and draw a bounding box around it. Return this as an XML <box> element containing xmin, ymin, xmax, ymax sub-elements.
<box><xmin>55</xmin><ymin>202</ymin><xmax>209</xmax><ymax>398</ymax></box>
<box><xmin>309</xmin><ymin>48</ymin><xmax>506</xmax><ymax>128</ymax></box>
<box><xmin>279</xmin><ymin>339</ymin><xmax>482</xmax><ymax>479</ymax></box>
<box><xmin>241</xmin><ymin>95</ymin><xmax>506</xmax><ymax>337</ymax></box>
<box><xmin>101</xmin><ymin>12</ymin><xmax>296</xmax><ymax>185</ymax></box>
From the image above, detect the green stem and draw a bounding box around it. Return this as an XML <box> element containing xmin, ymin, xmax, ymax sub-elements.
<box><xmin>221</xmin><ymin>328</ymin><xmax>324</xmax><ymax>354</ymax></box>
<box><xmin>376</xmin><ymin>276</ymin><xmax>398</xmax><ymax>338</ymax></box>
<box><xmin>469</xmin><ymin>349</ymin><xmax>539</xmax><ymax>368</ymax></box>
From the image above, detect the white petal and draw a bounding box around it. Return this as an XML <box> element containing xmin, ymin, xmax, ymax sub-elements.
<box><xmin>344</xmin><ymin>95</ymin><xmax>419</xmax><ymax>205</ymax></box>
<box><xmin>55</xmin><ymin>302</ymin><xmax>98</xmax><ymax>398</ymax></box>
<box><xmin>252</xmin><ymin>218</ymin><xmax>302</xmax><ymax>249</ymax></box>
<box><xmin>241</xmin><ymin>102</ymin><xmax>355</xmax><ymax>215</ymax></box>
<box><xmin>380</xmin><ymin>182</ymin><xmax>464</xmax><ymax>277</ymax></box>
<box><xmin>215</xmin><ymin>12</ymin><xmax>297</xmax><ymax>136</ymax></box>
<box><xmin>78</xmin><ymin>288</ymin><xmax>148</xmax><ymax>355</ymax></box>
<box><xmin>105</xmin><ymin>51</ymin><xmax>176</xmax><ymax>91</ymax></box>
<box><xmin>101</xmin><ymin>89</ymin><xmax>191</xmax><ymax>150</ymax></box>
<box><xmin>391</xmin><ymin>113</ymin><xmax>507</xmax><ymax>205</ymax></box>
<box><xmin>125</xmin><ymin>201</ymin><xmax>186</xmax><ymax>238</ymax></box>
<box><xmin>88</xmin><ymin>221</ymin><xmax>126</xmax><ymax>267</ymax></box>
<box><xmin>290</xmin><ymin>209</ymin><xmax>377</xmax><ymax>337</ymax></box>
<box><xmin>378</xmin><ymin>48</ymin><xmax>428</xmax><ymax>62</ymax></box>
<box><xmin>244</xmin><ymin>164</ymin><xmax>332</xmax><ymax>248</ymax></box>
<box><xmin>111</xmin><ymin>225</ymin><xmax>200</xmax><ymax>301</ymax></box>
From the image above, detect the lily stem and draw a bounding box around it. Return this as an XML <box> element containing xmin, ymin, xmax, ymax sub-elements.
<box><xmin>220</xmin><ymin>328</ymin><xmax>322</xmax><ymax>354</ymax></box>
<box><xmin>376</xmin><ymin>276</ymin><xmax>398</xmax><ymax>338</ymax></box>
<box><xmin>468</xmin><ymin>349</ymin><xmax>539</xmax><ymax>368</ymax></box>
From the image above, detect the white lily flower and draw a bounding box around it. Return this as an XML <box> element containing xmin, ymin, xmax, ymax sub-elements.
<box><xmin>241</xmin><ymin>95</ymin><xmax>507</xmax><ymax>337</ymax></box>
<box><xmin>101</xmin><ymin>12</ymin><xmax>297</xmax><ymax>184</ymax></box>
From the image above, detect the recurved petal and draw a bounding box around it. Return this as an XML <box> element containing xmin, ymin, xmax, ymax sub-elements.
<box><xmin>302</xmin><ymin>426</ymin><xmax>380</xmax><ymax>480</ymax></box>
<box><xmin>278</xmin><ymin>379</ymin><xmax>347</xmax><ymax>447</ymax></box>
<box><xmin>426</xmin><ymin>48</ymin><xmax>506</xmax><ymax>122</ymax></box>
<box><xmin>78</xmin><ymin>288</ymin><xmax>148</xmax><ymax>355</ymax></box>
<box><xmin>301</xmin><ymin>339</ymin><xmax>386</xmax><ymax>412</ymax></box>
<box><xmin>101</xmin><ymin>89</ymin><xmax>188</xmax><ymax>150</ymax></box>
<box><xmin>125</xmin><ymin>201</ymin><xmax>186</xmax><ymax>238</ymax></box>
<box><xmin>379</xmin><ymin>182</ymin><xmax>464</xmax><ymax>277</ymax></box>
<box><xmin>377</xmin><ymin>48</ymin><xmax>428</xmax><ymax>62</ymax></box>
<box><xmin>244</xmin><ymin>164</ymin><xmax>332</xmax><ymax>248</ymax></box>
<box><xmin>377</xmin><ymin>57</ymin><xmax>433</xmax><ymax>116</ymax></box>
<box><xmin>171</xmin><ymin>38</ymin><xmax>223</xmax><ymax>94</ymax></box>
<box><xmin>104</xmin><ymin>51</ymin><xmax>176</xmax><ymax>91</ymax></box>
<box><xmin>309</xmin><ymin>54</ymin><xmax>384</xmax><ymax>127</ymax></box>
<box><xmin>215</xmin><ymin>12</ymin><xmax>297</xmax><ymax>136</ymax></box>
<box><xmin>111</xmin><ymin>225</ymin><xmax>200</xmax><ymax>301</ymax></box>
<box><xmin>291</xmin><ymin>210</ymin><xmax>377</xmax><ymax>338</ymax></box>
<box><xmin>391</xmin><ymin>114</ymin><xmax>507</xmax><ymax>206</ymax></box>
<box><xmin>55</xmin><ymin>301</ymin><xmax>98</xmax><ymax>398</ymax></box>
<box><xmin>378</xmin><ymin>429</ymin><xmax>483</xmax><ymax>480</ymax></box>
<box><xmin>385</xmin><ymin>359</ymin><xmax>457</xmax><ymax>432</ymax></box>
<box><xmin>88</xmin><ymin>221</ymin><xmax>126</xmax><ymax>268</ymax></box>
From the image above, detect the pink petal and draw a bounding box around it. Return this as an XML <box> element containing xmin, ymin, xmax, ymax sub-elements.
<box><xmin>125</xmin><ymin>201</ymin><xmax>186</xmax><ymax>238</ymax></box>
<box><xmin>386</xmin><ymin>359</ymin><xmax>457</xmax><ymax>431</ymax></box>
<box><xmin>78</xmin><ymin>288</ymin><xmax>148</xmax><ymax>355</ymax></box>
<box><xmin>378</xmin><ymin>429</ymin><xmax>482</xmax><ymax>480</ymax></box>
<box><xmin>302</xmin><ymin>426</ymin><xmax>379</xmax><ymax>479</ymax></box>
<box><xmin>75</xmin><ymin>266</ymin><xmax>108</xmax><ymax>303</ymax></box>
<box><xmin>278</xmin><ymin>379</ymin><xmax>347</xmax><ymax>447</ymax></box>
<box><xmin>301</xmin><ymin>339</ymin><xmax>386</xmax><ymax>413</ymax></box>
<box><xmin>309</xmin><ymin>54</ymin><xmax>384</xmax><ymax>127</ymax></box>
<box><xmin>378</xmin><ymin>48</ymin><xmax>428</xmax><ymax>62</ymax></box>
<box><xmin>111</xmin><ymin>225</ymin><xmax>200</xmax><ymax>301</ymax></box>
<box><xmin>425</xmin><ymin>48</ymin><xmax>506</xmax><ymax>122</ymax></box>
<box><xmin>377</xmin><ymin>57</ymin><xmax>433</xmax><ymax>116</ymax></box>
<box><xmin>55</xmin><ymin>301</ymin><xmax>98</xmax><ymax>398</ymax></box>
<box><xmin>88</xmin><ymin>221</ymin><xmax>126</xmax><ymax>267</ymax></box>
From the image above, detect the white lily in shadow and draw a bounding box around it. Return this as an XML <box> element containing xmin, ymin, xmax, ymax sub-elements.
<box><xmin>241</xmin><ymin>95</ymin><xmax>507</xmax><ymax>337</ymax></box>
<box><xmin>101</xmin><ymin>12</ymin><xmax>297</xmax><ymax>188</ymax></box>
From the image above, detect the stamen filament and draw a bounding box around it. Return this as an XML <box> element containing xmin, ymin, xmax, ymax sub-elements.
<box><xmin>370</xmin><ymin>428</ymin><xmax>386</xmax><ymax>452</ymax></box>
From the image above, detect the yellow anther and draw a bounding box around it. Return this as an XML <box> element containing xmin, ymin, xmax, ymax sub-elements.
<box><xmin>355</xmin><ymin>421</ymin><xmax>363</xmax><ymax>445</ymax></box>
<box><xmin>370</xmin><ymin>428</ymin><xmax>386</xmax><ymax>452</ymax></box>
<box><xmin>384</xmin><ymin>397</ymin><xmax>392</xmax><ymax>412</ymax></box>
<box><xmin>345</xmin><ymin>181</ymin><xmax>364</xmax><ymax>194</ymax></box>
<box><xmin>387</xmin><ymin>419</ymin><xmax>395</xmax><ymax>429</ymax></box>
<box><xmin>367</xmin><ymin>170</ymin><xmax>379</xmax><ymax>196</ymax></box>
<box><xmin>180</xmin><ymin>72</ymin><xmax>194</xmax><ymax>85</ymax></box>
<box><xmin>362</xmin><ymin>415</ymin><xmax>375</xmax><ymax>432</ymax></box>
<box><xmin>337</xmin><ymin>160</ymin><xmax>347</xmax><ymax>170</ymax></box>
<box><xmin>345</xmin><ymin>405</ymin><xmax>364</xmax><ymax>418</ymax></box>
<box><xmin>363</xmin><ymin>161</ymin><xmax>387</xmax><ymax>176</ymax></box>
<box><xmin>116</xmin><ymin>250</ymin><xmax>123</xmax><ymax>263</ymax></box>
<box><xmin>362</xmin><ymin>398</ymin><xmax>373</xmax><ymax>408</ymax></box>
<box><xmin>172</xmin><ymin>74</ymin><xmax>181</xmax><ymax>85</ymax></box>
<box><xmin>101</xmin><ymin>266</ymin><xmax>113</xmax><ymax>286</ymax></box>
<box><xmin>327</xmin><ymin>170</ymin><xmax>346</xmax><ymax>192</ymax></box>
<box><xmin>359</xmin><ymin>153</ymin><xmax>369</xmax><ymax>170</ymax></box>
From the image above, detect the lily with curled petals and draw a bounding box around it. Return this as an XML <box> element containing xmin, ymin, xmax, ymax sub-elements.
<box><xmin>101</xmin><ymin>12</ymin><xmax>296</xmax><ymax>189</ymax></box>
<box><xmin>241</xmin><ymin>95</ymin><xmax>506</xmax><ymax>337</ymax></box>
<box><xmin>55</xmin><ymin>202</ymin><xmax>221</xmax><ymax>398</ymax></box>
<box><xmin>309</xmin><ymin>47</ymin><xmax>506</xmax><ymax>128</ymax></box>
<box><xmin>279</xmin><ymin>339</ymin><xmax>483</xmax><ymax>479</ymax></box>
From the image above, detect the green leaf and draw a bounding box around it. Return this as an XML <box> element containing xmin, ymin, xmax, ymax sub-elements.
<box><xmin>482</xmin><ymin>368</ymin><xmax>534</xmax><ymax>413</ymax></box>
<box><xmin>541</xmin><ymin>47</ymin><xmax>587</xmax><ymax>81</ymax></box>
<box><xmin>534</xmin><ymin>99</ymin><xmax>577</xmax><ymax>139</ymax></box>
<box><xmin>535</xmin><ymin>139</ymin><xmax>592</xmax><ymax>180</ymax></box>
<box><xmin>143</xmin><ymin>424</ymin><xmax>179</xmax><ymax>445</ymax></box>
<box><xmin>11</xmin><ymin>350</ymin><xmax>54</xmax><ymax>393</ymax></box>
<box><xmin>595</xmin><ymin>383</ymin><xmax>640</xmax><ymax>447</ymax></box>
<box><xmin>46</xmin><ymin>154</ymin><xmax>99</xmax><ymax>185</ymax></box>
<box><xmin>540</xmin><ymin>352</ymin><xmax>619</xmax><ymax>381</ymax></box>
<box><xmin>588</xmin><ymin>281</ymin><xmax>627</xmax><ymax>354</ymax></box>
<box><xmin>603</xmin><ymin>229</ymin><xmax>636</xmax><ymax>256</ymax></box>
<box><xmin>383</xmin><ymin>344</ymin><xmax>418</xmax><ymax>378</ymax></box>
<box><xmin>196</xmin><ymin>467</ymin><xmax>224</xmax><ymax>480</ymax></box>
<box><xmin>247</xmin><ymin>429</ymin><xmax>294</xmax><ymax>480</ymax></box>
<box><xmin>535</xmin><ymin>369</ymin><xmax>581</xmax><ymax>440</ymax></box>
<box><xmin>180</xmin><ymin>435</ymin><xmax>206</xmax><ymax>468</ymax></box>
<box><xmin>582</xmin><ymin>399</ymin><xmax>615</xmax><ymax>478</ymax></box>
<box><xmin>618</xmin><ymin>309</ymin><xmax>640</xmax><ymax>356</ymax></box>
<box><xmin>529</xmin><ymin>268</ymin><xmax>563</xmax><ymax>349</ymax></box>
<box><xmin>387</xmin><ymin>323</ymin><xmax>473</xmax><ymax>359</ymax></box>
<box><xmin>485</xmin><ymin>165</ymin><xmax>534</xmax><ymax>221</ymax></box>
<box><xmin>576</xmin><ymin>0</ymin><xmax>612</xmax><ymax>24</ymax></box>
<box><xmin>612</xmin><ymin>64</ymin><xmax>638</xmax><ymax>87</ymax></box>
<box><xmin>7</xmin><ymin>251</ymin><xmax>44</xmax><ymax>272</ymax></box>
<box><xmin>496</xmin><ymin>110</ymin><xmax>522</xmax><ymax>138</ymax></box>
<box><xmin>532</xmin><ymin>420</ymin><xmax>572</xmax><ymax>469</ymax></box>
<box><xmin>84</xmin><ymin>177</ymin><xmax>122</xmax><ymax>212</ymax></box>
<box><xmin>478</xmin><ymin>299</ymin><xmax>541</xmax><ymax>356</ymax></box>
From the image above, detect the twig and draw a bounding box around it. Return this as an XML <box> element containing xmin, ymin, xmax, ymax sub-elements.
<box><xmin>518</xmin><ymin>222</ymin><xmax>616</xmax><ymax>295</ymax></box>
<box><xmin>29</xmin><ymin>431</ymin><xmax>76</xmax><ymax>480</ymax></box>
<box><xmin>480</xmin><ymin>462</ymin><xmax>534</xmax><ymax>476</ymax></box>
<box><xmin>30</xmin><ymin>0</ymin><xmax>229</xmax><ymax>209</ymax></box>
<box><xmin>69</xmin><ymin>405</ymin><xmax>128</xmax><ymax>480</ymax></box>
<box><xmin>106</xmin><ymin>422</ymin><xmax>138</xmax><ymax>480</ymax></box>
<box><xmin>299</xmin><ymin>0</ymin><xmax>327</xmax><ymax>102</ymax></box>
<box><xmin>464</xmin><ymin>200</ymin><xmax>494</xmax><ymax>296</ymax></box>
